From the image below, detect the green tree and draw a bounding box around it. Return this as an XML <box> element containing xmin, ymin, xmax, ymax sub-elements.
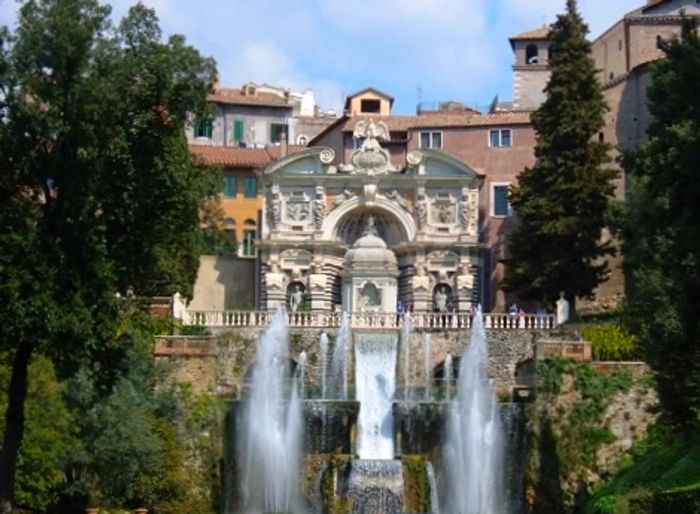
<box><xmin>622</xmin><ymin>18</ymin><xmax>700</xmax><ymax>426</ymax></box>
<box><xmin>0</xmin><ymin>1</ymin><xmax>217</xmax><ymax>510</ymax></box>
<box><xmin>502</xmin><ymin>0</ymin><xmax>616</xmax><ymax>308</ymax></box>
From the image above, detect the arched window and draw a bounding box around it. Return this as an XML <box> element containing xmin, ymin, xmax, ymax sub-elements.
<box><xmin>223</xmin><ymin>217</ymin><xmax>236</xmax><ymax>243</ymax></box>
<box><xmin>242</xmin><ymin>219</ymin><xmax>256</xmax><ymax>257</ymax></box>
<box><xmin>526</xmin><ymin>44</ymin><xmax>539</xmax><ymax>64</ymax></box>
<box><xmin>297</xmin><ymin>134</ymin><xmax>309</xmax><ymax>146</ymax></box>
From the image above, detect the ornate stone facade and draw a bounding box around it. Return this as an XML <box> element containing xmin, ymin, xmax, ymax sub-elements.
<box><xmin>259</xmin><ymin>121</ymin><xmax>484</xmax><ymax>313</ymax></box>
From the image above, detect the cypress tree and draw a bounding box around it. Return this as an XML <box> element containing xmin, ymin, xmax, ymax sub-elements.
<box><xmin>502</xmin><ymin>0</ymin><xmax>616</xmax><ymax>308</ymax></box>
<box><xmin>623</xmin><ymin>18</ymin><xmax>700</xmax><ymax>426</ymax></box>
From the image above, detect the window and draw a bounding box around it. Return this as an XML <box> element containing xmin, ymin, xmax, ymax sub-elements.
<box><xmin>194</xmin><ymin>119</ymin><xmax>213</xmax><ymax>139</ymax></box>
<box><xmin>233</xmin><ymin>120</ymin><xmax>245</xmax><ymax>141</ymax></box>
<box><xmin>297</xmin><ymin>134</ymin><xmax>309</xmax><ymax>146</ymax></box>
<box><xmin>420</xmin><ymin>131</ymin><xmax>443</xmax><ymax>149</ymax></box>
<box><xmin>489</xmin><ymin>129</ymin><xmax>512</xmax><ymax>147</ymax></box>
<box><xmin>618</xmin><ymin>39</ymin><xmax>623</xmax><ymax>51</ymax></box>
<box><xmin>243</xmin><ymin>177</ymin><xmax>258</xmax><ymax>198</ymax></box>
<box><xmin>270</xmin><ymin>123</ymin><xmax>288</xmax><ymax>143</ymax></box>
<box><xmin>526</xmin><ymin>44</ymin><xmax>539</xmax><ymax>64</ymax></box>
<box><xmin>241</xmin><ymin>219</ymin><xmax>257</xmax><ymax>257</ymax></box>
<box><xmin>223</xmin><ymin>176</ymin><xmax>237</xmax><ymax>197</ymax></box>
<box><xmin>360</xmin><ymin>99</ymin><xmax>381</xmax><ymax>113</ymax></box>
<box><xmin>492</xmin><ymin>184</ymin><xmax>511</xmax><ymax>217</ymax></box>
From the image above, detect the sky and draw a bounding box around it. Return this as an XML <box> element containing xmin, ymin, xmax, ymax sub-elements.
<box><xmin>0</xmin><ymin>0</ymin><xmax>644</xmax><ymax>113</ymax></box>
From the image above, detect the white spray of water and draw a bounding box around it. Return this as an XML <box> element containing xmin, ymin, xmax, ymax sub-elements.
<box><xmin>444</xmin><ymin>353</ymin><xmax>454</xmax><ymax>401</ymax></box>
<box><xmin>424</xmin><ymin>333</ymin><xmax>432</xmax><ymax>401</ymax></box>
<box><xmin>444</xmin><ymin>306</ymin><xmax>504</xmax><ymax>514</ymax></box>
<box><xmin>238</xmin><ymin>310</ymin><xmax>303</xmax><ymax>513</ymax></box>
<box><xmin>320</xmin><ymin>332</ymin><xmax>329</xmax><ymax>399</ymax></box>
<box><xmin>298</xmin><ymin>351</ymin><xmax>307</xmax><ymax>399</ymax></box>
<box><xmin>355</xmin><ymin>333</ymin><xmax>398</xmax><ymax>460</ymax></box>
<box><xmin>330</xmin><ymin>312</ymin><xmax>351</xmax><ymax>399</ymax></box>
<box><xmin>402</xmin><ymin>314</ymin><xmax>413</xmax><ymax>400</ymax></box>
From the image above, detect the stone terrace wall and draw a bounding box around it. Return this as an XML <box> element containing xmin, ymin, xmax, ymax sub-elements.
<box><xmin>155</xmin><ymin>327</ymin><xmax>551</xmax><ymax>397</ymax></box>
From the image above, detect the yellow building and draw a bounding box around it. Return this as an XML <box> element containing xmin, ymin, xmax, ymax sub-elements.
<box><xmin>191</xmin><ymin>144</ymin><xmax>301</xmax><ymax>258</ymax></box>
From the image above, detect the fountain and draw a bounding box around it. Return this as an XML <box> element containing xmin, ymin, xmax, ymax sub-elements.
<box><xmin>444</xmin><ymin>306</ymin><xmax>505</xmax><ymax>514</ymax></box>
<box><xmin>444</xmin><ymin>353</ymin><xmax>454</xmax><ymax>401</ymax></box>
<box><xmin>298</xmin><ymin>350</ymin><xmax>307</xmax><ymax>399</ymax></box>
<box><xmin>236</xmin><ymin>310</ymin><xmax>303</xmax><ymax>513</ymax></box>
<box><xmin>319</xmin><ymin>332</ymin><xmax>329</xmax><ymax>399</ymax></box>
<box><xmin>424</xmin><ymin>333</ymin><xmax>433</xmax><ymax>401</ymax></box>
<box><xmin>355</xmin><ymin>333</ymin><xmax>398</xmax><ymax>460</ymax></box>
<box><xmin>402</xmin><ymin>314</ymin><xmax>412</xmax><ymax>400</ymax></box>
<box><xmin>330</xmin><ymin>311</ymin><xmax>351</xmax><ymax>399</ymax></box>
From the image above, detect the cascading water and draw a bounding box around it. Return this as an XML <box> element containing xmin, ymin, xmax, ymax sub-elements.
<box><xmin>319</xmin><ymin>332</ymin><xmax>329</xmax><ymax>399</ymax></box>
<box><xmin>237</xmin><ymin>310</ymin><xmax>302</xmax><ymax>513</ymax></box>
<box><xmin>298</xmin><ymin>351</ymin><xmax>307</xmax><ymax>399</ymax></box>
<box><xmin>330</xmin><ymin>311</ymin><xmax>351</xmax><ymax>399</ymax></box>
<box><xmin>402</xmin><ymin>314</ymin><xmax>412</xmax><ymax>400</ymax></box>
<box><xmin>424</xmin><ymin>333</ymin><xmax>433</xmax><ymax>400</ymax></box>
<box><xmin>355</xmin><ymin>333</ymin><xmax>398</xmax><ymax>460</ymax></box>
<box><xmin>444</xmin><ymin>353</ymin><xmax>454</xmax><ymax>401</ymax></box>
<box><xmin>444</xmin><ymin>306</ymin><xmax>505</xmax><ymax>514</ymax></box>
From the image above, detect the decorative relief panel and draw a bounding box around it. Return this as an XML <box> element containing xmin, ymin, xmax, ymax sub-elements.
<box><xmin>429</xmin><ymin>193</ymin><xmax>458</xmax><ymax>226</ymax></box>
<box><xmin>280</xmin><ymin>249</ymin><xmax>313</xmax><ymax>269</ymax></box>
<box><xmin>284</xmin><ymin>192</ymin><xmax>311</xmax><ymax>224</ymax></box>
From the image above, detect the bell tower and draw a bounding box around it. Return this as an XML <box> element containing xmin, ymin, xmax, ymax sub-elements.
<box><xmin>509</xmin><ymin>26</ymin><xmax>552</xmax><ymax>110</ymax></box>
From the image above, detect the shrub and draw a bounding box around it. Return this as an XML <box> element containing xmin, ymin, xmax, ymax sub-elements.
<box><xmin>581</xmin><ymin>324</ymin><xmax>642</xmax><ymax>361</ymax></box>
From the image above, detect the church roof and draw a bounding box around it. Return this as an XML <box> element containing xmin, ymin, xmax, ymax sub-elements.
<box><xmin>509</xmin><ymin>26</ymin><xmax>551</xmax><ymax>41</ymax></box>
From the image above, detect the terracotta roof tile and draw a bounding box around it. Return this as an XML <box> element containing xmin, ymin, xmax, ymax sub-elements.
<box><xmin>338</xmin><ymin>111</ymin><xmax>532</xmax><ymax>132</ymax></box>
<box><xmin>510</xmin><ymin>26</ymin><xmax>551</xmax><ymax>41</ymax></box>
<box><xmin>189</xmin><ymin>145</ymin><xmax>304</xmax><ymax>167</ymax></box>
<box><xmin>207</xmin><ymin>87</ymin><xmax>292</xmax><ymax>108</ymax></box>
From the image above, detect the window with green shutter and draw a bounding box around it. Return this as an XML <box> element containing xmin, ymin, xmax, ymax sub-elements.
<box><xmin>223</xmin><ymin>176</ymin><xmax>237</xmax><ymax>197</ymax></box>
<box><xmin>243</xmin><ymin>177</ymin><xmax>258</xmax><ymax>198</ymax></box>
<box><xmin>234</xmin><ymin>119</ymin><xmax>245</xmax><ymax>141</ymax></box>
<box><xmin>493</xmin><ymin>185</ymin><xmax>510</xmax><ymax>217</ymax></box>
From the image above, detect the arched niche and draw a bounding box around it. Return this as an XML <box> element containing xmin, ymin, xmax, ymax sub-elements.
<box><xmin>325</xmin><ymin>200</ymin><xmax>416</xmax><ymax>246</ymax></box>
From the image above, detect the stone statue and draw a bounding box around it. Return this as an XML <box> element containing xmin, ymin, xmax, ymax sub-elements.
<box><xmin>415</xmin><ymin>195</ymin><xmax>428</xmax><ymax>229</ymax></box>
<box><xmin>434</xmin><ymin>286</ymin><xmax>449</xmax><ymax>313</ymax></box>
<box><xmin>556</xmin><ymin>291</ymin><xmax>570</xmax><ymax>326</ymax></box>
<box><xmin>363</xmin><ymin>214</ymin><xmax>379</xmax><ymax>236</ymax></box>
<box><xmin>386</xmin><ymin>189</ymin><xmax>411</xmax><ymax>212</ymax></box>
<box><xmin>313</xmin><ymin>194</ymin><xmax>326</xmax><ymax>230</ymax></box>
<box><xmin>460</xmin><ymin>196</ymin><xmax>474</xmax><ymax>228</ymax></box>
<box><xmin>268</xmin><ymin>193</ymin><xmax>281</xmax><ymax>228</ymax></box>
<box><xmin>289</xmin><ymin>284</ymin><xmax>304</xmax><ymax>312</ymax></box>
<box><xmin>412</xmin><ymin>264</ymin><xmax>430</xmax><ymax>291</ymax></box>
<box><xmin>331</xmin><ymin>189</ymin><xmax>355</xmax><ymax>211</ymax></box>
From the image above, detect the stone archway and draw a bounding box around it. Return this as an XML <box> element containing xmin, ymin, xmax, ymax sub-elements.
<box><xmin>334</xmin><ymin>207</ymin><xmax>407</xmax><ymax>247</ymax></box>
<box><xmin>322</xmin><ymin>197</ymin><xmax>416</xmax><ymax>245</ymax></box>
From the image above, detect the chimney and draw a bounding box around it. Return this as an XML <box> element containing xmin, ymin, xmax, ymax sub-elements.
<box><xmin>280</xmin><ymin>131</ymin><xmax>288</xmax><ymax>158</ymax></box>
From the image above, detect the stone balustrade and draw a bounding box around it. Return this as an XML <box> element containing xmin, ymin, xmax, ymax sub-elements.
<box><xmin>182</xmin><ymin>310</ymin><xmax>556</xmax><ymax>330</ymax></box>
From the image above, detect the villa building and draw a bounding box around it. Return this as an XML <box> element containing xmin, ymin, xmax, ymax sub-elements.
<box><xmin>185</xmin><ymin>0</ymin><xmax>700</xmax><ymax>314</ymax></box>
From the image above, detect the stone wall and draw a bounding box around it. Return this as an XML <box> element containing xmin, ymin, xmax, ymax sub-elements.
<box><xmin>188</xmin><ymin>256</ymin><xmax>256</xmax><ymax>311</ymax></box>
<box><xmin>155</xmin><ymin>326</ymin><xmax>545</xmax><ymax>398</ymax></box>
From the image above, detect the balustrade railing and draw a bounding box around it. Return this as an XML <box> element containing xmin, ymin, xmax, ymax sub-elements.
<box><xmin>182</xmin><ymin>310</ymin><xmax>556</xmax><ymax>330</ymax></box>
